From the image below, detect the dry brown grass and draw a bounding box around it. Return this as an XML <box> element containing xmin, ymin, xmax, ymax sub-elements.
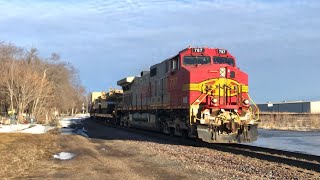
<box><xmin>310</xmin><ymin>115</ymin><xmax>320</xmax><ymax>129</ymax></box>
<box><xmin>0</xmin><ymin>133</ymin><xmax>61</xmax><ymax>178</ymax></box>
<box><xmin>259</xmin><ymin>112</ymin><xmax>320</xmax><ymax>130</ymax></box>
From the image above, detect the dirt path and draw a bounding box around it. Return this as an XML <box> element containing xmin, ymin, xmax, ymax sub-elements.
<box><xmin>31</xmin><ymin>135</ymin><xmax>190</xmax><ymax>179</ymax></box>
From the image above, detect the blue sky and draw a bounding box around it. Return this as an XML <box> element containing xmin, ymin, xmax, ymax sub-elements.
<box><xmin>0</xmin><ymin>0</ymin><xmax>319</xmax><ymax>103</ymax></box>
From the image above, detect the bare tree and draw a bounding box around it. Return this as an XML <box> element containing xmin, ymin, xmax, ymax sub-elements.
<box><xmin>0</xmin><ymin>42</ymin><xmax>86</xmax><ymax>124</ymax></box>
<box><xmin>0</xmin><ymin>42</ymin><xmax>23</xmax><ymax>117</ymax></box>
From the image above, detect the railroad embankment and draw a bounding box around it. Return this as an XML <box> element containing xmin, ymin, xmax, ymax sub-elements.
<box><xmin>258</xmin><ymin>113</ymin><xmax>320</xmax><ymax>131</ymax></box>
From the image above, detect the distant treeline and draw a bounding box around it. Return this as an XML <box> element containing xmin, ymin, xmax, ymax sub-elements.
<box><xmin>0</xmin><ymin>41</ymin><xmax>86</xmax><ymax>124</ymax></box>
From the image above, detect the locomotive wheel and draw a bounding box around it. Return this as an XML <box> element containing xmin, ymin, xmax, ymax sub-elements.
<box><xmin>125</xmin><ymin>121</ymin><xmax>130</xmax><ymax>128</ymax></box>
<box><xmin>181</xmin><ymin>129</ymin><xmax>189</xmax><ymax>138</ymax></box>
<box><xmin>161</xmin><ymin>122</ymin><xmax>169</xmax><ymax>134</ymax></box>
<box><xmin>169</xmin><ymin>128</ymin><xmax>175</xmax><ymax>136</ymax></box>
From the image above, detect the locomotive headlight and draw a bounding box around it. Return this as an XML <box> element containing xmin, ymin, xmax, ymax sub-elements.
<box><xmin>243</xmin><ymin>99</ymin><xmax>250</xmax><ymax>105</ymax></box>
<box><xmin>212</xmin><ymin>98</ymin><xmax>218</xmax><ymax>104</ymax></box>
<box><xmin>219</xmin><ymin>67</ymin><xmax>226</xmax><ymax>77</ymax></box>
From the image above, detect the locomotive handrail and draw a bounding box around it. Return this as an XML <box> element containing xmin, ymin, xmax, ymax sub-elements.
<box><xmin>248</xmin><ymin>93</ymin><xmax>260</xmax><ymax>121</ymax></box>
<box><xmin>191</xmin><ymin>88</ymin><xmax>216</xmax><ymax>106</ymax></box>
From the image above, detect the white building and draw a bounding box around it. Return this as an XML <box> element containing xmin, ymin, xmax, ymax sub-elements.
<box><xmin>257</xmin><ymin>101</ymin><xmax>320</xmax><ymax>113</ymax></box>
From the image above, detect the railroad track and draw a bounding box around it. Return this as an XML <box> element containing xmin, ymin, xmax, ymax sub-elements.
<box><xmin>206</xmin><ymin>144</ymin><xmax>320</xmax><ymax>173</ymax></box>
<box><xmin>91</xmin><ymin>119</ymin><xmax>320</xmax><ymax>173</ymax></box>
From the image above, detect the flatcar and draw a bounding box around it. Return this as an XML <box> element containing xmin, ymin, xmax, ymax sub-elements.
<box><xmin>111</xmin><ymin>47</ymin><xmax>259</xmax><ymax>143</ymax></box>
<box><xmin>90</xmin><ymin>90</ymin><xmax>123</xmax><ymax>120</ymax></box>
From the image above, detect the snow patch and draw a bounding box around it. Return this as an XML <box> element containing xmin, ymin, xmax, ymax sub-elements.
<box><xmin>58</xmin><ymin>115</ymin><xmax>90</xmax><ymax>138</ymax></box>
<box><xmin>0</xmin><ymin>124</ymin><xmax>30</xmax><ymax>132</ymax></box>
<box><xmin>75</xmin><ymin>113</ymin><xmax>90</xmax><ymax>118</ymax></box>
<box><xmin>21</xmin><ymin>124</ymin><xmax>54</xmax><ymax>134</ymax></box>
<box><xmin>53</xmin><ymin>152</ymin><xmax>76</xmax><ymax>160</ymax></box>
<box><xmin>0</xmin><ymin>124</ymin><xmax>54</xmax><ymax>134</ymax></box>
<box><xmin>248</xmin><ymin>129</ymin><xmax>320</xmax><ymax>156</ymax></box>
<box><xmin>59</xmin><ymin>114</ymin><xmax>88</xmax><ymax>128</ymax></box>
<box><xmin>60</xmin><ymin>127</ymin><xmax>89</xmax><ymax>138</ymax></box>
<box><xmin>74</xmin><ymin>128</ymin><xmax>89</xmax><ymax>138</ymax></box>
<box><xmin>59</xmin><ymin>117</ymin><xmax>82</xmax><ymax>128</ymax></box>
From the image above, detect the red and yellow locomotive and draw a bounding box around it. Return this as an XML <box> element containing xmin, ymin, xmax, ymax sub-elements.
<box><xmin>116</xmin><ymin>47</ymin><xmax>259</xmax><ymax>143</ymax></box>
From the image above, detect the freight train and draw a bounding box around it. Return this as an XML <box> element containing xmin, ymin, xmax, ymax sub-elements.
<box><xmin>91</xmin><ymin>47</ymin><xmax>260</xmax><ymax>143</ymax></box>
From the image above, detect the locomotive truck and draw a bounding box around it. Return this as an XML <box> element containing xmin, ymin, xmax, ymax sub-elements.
<box><xmin>94</xmin><ymin>47</ymin><xmax>260</xmax><ymax>143</ymax></box>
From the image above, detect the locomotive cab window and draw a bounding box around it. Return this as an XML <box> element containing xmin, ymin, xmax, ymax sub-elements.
<box><xmin>213</xmin><ymin>57</ymin><xmax>235</xmax><ymax>66</ymax></box>
<box><xmin>171</xmin><ymin>56</ymin><xmax>179</xmax><ymax>71</ymax></box>
<box><xmin>183</xmin><ymin>56</ymin><xmax>210</xmax><ymax>65</ymax></box>
<box><xmin>150</xmin><ymin>67</ymin><xmax>157</xmax><ymax>77</ymax></box>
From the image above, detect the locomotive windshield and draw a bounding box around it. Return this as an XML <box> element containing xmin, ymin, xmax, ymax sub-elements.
<box><xmin>183</xmin><ymin>56</ymin><xmax>210</xmax><ymax>65</ymax></box>
<box><xmin>213</xmin><ymin>57</ymin><xmax>235</xmax><ymax>66</ymax></box>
